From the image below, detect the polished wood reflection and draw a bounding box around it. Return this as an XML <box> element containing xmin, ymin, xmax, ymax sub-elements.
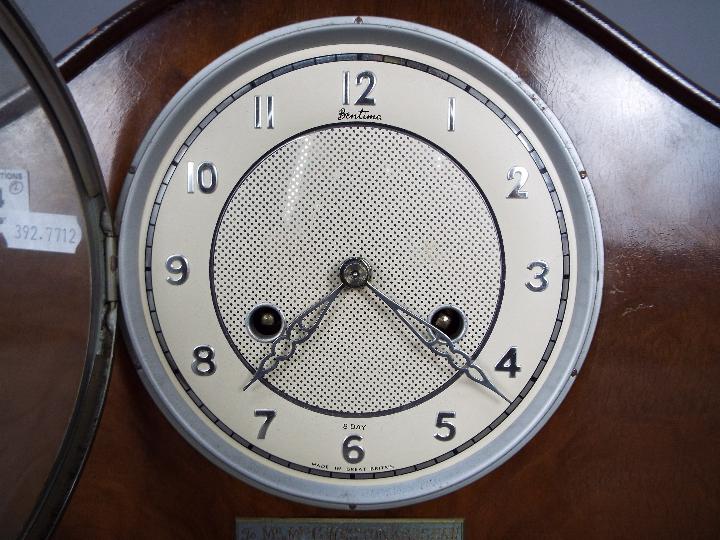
<box><xmin>0</xmin><ymin>106</ymin><xmax>91</xmax><ymax>538</ymax></box>
<box><xmin>54</xmin><ymin>0</ymin><xmax>720</xmax><ymax>537</ymax></box>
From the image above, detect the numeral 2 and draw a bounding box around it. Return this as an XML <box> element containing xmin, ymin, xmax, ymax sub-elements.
<box><xmin>506</xmin><ymin>166</ymin><xmax>529</xmax><ymax>199</ymax></box>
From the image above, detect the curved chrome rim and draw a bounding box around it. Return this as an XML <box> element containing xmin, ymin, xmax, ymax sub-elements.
<box><xmin>119</xmin><ymin>15</ymin><xmax>603</xmax><ymax>510</ymax></box>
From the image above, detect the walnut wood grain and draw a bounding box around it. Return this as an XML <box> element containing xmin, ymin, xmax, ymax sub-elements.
<box><xmin>54</xmin><ymin>0</ymin><xmax>720</xmax><ymax>537</ymax></box>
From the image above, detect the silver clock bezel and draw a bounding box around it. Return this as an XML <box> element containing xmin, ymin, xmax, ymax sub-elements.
<box><xmin>118</xmin><ymin>16</ymin><xmax>603</xmax><ymax>510</ymax></box>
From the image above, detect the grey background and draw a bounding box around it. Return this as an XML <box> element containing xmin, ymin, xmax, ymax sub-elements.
<box><xmin>13</xmin><ymin>0</ymin><xmax>720</xmax><ymax>99</ymax></box>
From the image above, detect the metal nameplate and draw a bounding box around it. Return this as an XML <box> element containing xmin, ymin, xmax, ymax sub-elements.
<box><xmin>236</xmin><ymin>518</ymin><xmax>463</xmax><ymax>539</ymax></box>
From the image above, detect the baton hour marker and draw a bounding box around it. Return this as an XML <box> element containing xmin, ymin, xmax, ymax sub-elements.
<box><xmin>448</xmin><ymin>97</ymin><xmax>456</xmax><ymax>132</ymax></box>
<box><xmin>254</xmin><ymin>95</ymin><xmax>274</xmax><ymax>129</ymax></box>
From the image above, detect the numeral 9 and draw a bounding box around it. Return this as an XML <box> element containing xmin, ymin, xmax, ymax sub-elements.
<box><xmin>166</xmin><ymin>255</ymin><xmax>189</xmax><ymax>285</ymax></box>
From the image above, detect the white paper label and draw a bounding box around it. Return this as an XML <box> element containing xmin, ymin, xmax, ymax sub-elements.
<box><xmin>0</xmin><ymin>210</ymin><xmax>82</xmax><ymax>254</ymax></box>
<box><xmin>0</xmin><ymin>169</ymin><xmax>30</xmax><ymax>218</ymax></box>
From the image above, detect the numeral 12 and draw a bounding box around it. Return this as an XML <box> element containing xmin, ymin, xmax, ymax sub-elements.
<box><xmin>342</xmin><ymin>71</ymin><xmax>377</xmax><ymax>106</ymax></box>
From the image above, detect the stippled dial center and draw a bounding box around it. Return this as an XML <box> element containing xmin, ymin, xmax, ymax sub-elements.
<box><xmin>211</xmin><ymin>124</ymin><xmax>503</xmax><ymax>415</ymax></box>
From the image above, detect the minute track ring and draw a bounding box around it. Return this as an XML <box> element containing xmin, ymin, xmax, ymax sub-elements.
<box><xmin>119</xmin><ymin>17</ymin><xmax>601</xmax><ymax>507</ymax></box>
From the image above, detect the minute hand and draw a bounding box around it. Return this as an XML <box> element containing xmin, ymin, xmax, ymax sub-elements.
<box><xmin>366</xmin><ymin>282</ymin><xmax>510</xmax><ymax>403</ymax></box>
<box><xmin>244</xmin><ymin>284</ymin><xmax>344</xmax><ymax>390</ymax></box>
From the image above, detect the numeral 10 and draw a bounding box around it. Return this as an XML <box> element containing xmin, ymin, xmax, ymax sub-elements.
<box><xmin>187</xmin><ymin>161</ymin><xmax>218</xmax><ymax>193</ymax></box>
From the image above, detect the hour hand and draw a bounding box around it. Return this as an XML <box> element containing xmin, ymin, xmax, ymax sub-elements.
<box><xmin>366</xmin><ymin>282</ymin><xmax>510</xmax><ymax>403</ymax></box>
<box><xmin>243</xmin><ymin>284</ymin><xmax>344</xmax><ymax>390</ymax></box>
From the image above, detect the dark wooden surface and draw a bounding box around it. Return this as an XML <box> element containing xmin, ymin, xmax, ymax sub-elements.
<box><xmin>52</xmin><ymin>0</ymin><xmax>720</xmax><ymax>537</ymax></box>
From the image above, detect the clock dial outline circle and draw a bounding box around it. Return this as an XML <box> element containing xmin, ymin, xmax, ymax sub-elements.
<box><xmin>209</xmin><ymin>120</ymin><xmax>506</xmax><ymax>418</ymax></box>
<box><xmin>141</xmin><ymin>53</ymin><xmax>569</xmax><ymax>479</ymax></box>
<box><xmin>118</xmin><ymin>17</ymin><xmax>603</xmax><ymax>509</ymax></box>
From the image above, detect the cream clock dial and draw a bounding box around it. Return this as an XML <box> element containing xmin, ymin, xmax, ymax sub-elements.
<box><xmin>119</xmin><ymin>17</ymin><xmax>602</xmax><ymax>509</ymax></box>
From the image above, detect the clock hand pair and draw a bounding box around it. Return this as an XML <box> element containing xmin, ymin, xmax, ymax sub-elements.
<box><xmin>245</xmin><ymin>257</ymin><xmax>377</xmax><ymax>389</ymax></box>
<box><xmin>244</xmin><ymin>258</ymin><xmax>509</xmax><ymax>404</ymax></box>
<box><xmin>243</xmin><ymin>283</ymin><xmax>344</xmax><ymax>390</ymax></box>
<box><xmin>365</xmin><ymin>281</ymin><xmax>510</xmax><ymax>404</ymax></box>
<box><xmin>244</xmin><ymin>257</ymin><xmax>375</xmax><ymax>389</ymax></box>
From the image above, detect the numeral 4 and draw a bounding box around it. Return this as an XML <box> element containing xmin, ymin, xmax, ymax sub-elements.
<box><xmin>495</xmin><ymin>347</ymin><xmax>520</xmax><ymax>378</ymax></box>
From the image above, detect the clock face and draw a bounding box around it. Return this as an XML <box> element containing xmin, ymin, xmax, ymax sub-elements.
<box><xmin>119</xmin><ymin>18</ymin><xmax>602</xmax><ymax>508</ymax></box>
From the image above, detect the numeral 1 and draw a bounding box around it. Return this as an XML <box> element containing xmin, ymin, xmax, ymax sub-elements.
<box><xmin>448</xmin><ymin>97</ymin><xmax>456</xmax><ymax>132</ymax></box>
<box><xmin>254</xmin><ymin>95</ymin><xmax>274</xmax><ymax>129</ymax></box>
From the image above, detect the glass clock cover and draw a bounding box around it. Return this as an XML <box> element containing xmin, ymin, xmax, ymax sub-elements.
<box><xmin>0</xmin><ymin>2</ymin><xmax>114</xmax><ymax>538</ymax></box>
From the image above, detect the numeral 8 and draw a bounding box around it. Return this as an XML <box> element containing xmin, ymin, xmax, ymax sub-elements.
<box><xmin>192</xmin><ymin>345</ymin><xmax>216</xmax><ymax>376</ymax></box>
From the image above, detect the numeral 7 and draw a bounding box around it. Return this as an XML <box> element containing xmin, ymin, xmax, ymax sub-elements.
<box><xmin>254</xmin><ymin>409</ymin><xmax>276</xmax><ymax>439</ymax></box>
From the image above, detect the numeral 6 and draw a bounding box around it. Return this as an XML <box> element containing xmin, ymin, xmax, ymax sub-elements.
<box><xmin>342</xmin><ymin>435</ymin><xmax>365</xmax><ymax>464</ymax></box>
